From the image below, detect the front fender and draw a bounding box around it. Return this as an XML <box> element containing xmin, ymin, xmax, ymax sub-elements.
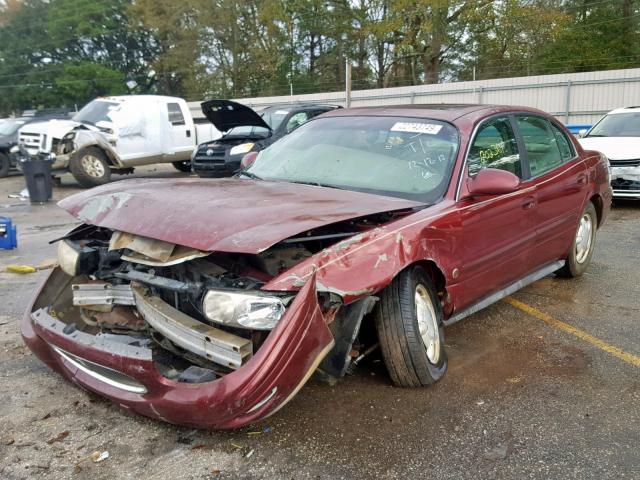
<box><xmin>71</xmin><ymin>130</ymin><xmax>122</xmax><ymax>167</ymax></box>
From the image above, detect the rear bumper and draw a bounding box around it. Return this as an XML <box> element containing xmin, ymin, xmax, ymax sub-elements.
<box><xmin>21</xmin><ymin>269</ymin><xmax>333</xmax><ymax>429</ymax></box>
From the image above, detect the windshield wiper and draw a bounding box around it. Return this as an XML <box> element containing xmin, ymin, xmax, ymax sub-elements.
<box><xmin>288</xmin><ymin>180</ymin><xmax>342</xmax><ymax>189</ymax></box>
<box><xmin>237</xmin><ymin>171</ymin><xmax>262</xmax><ymax>180</ymax></box>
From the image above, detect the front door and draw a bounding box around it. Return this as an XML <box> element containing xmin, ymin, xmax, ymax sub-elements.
<box><xmin>453</xmin><ymin>115</ymin><xmax>537</xmax><ymax>311</ymax></box>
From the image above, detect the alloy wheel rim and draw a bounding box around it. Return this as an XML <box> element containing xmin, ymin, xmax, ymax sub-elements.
<box><xmin>575</xmin><ymin>213</ymin><xmax>593</xmax><ymax>264</ymax></box>
<box><xmin>81</xmin><ymin>155</ymin><xmax>106</xmax><ymax>178</ymax></box>
<box><xmin>415</xmin><ymin>284</ymin><xmax>441</xmax><ymax>364</ymax></box>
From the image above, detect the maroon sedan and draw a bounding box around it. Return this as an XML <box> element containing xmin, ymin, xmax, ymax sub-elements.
<box><xmin>22</xmin><ymin>104</ymin><xmax>612</xmax><ymax>429</ymax></box>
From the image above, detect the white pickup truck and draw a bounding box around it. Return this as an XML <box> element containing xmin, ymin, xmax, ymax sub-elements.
<box><xmin>19</xmin><ymin>95</ymin><xmax>220</xmax><ymax>187</ymax></box>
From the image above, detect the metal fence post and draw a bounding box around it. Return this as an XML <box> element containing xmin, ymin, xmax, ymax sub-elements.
<box><xmin>478</xmin><ymin>86</ymin><xmax>483</xmax><ymax>104</ymax></box>
<box><xmin>345</xmin><ymin>61</ymin><xmax>352</xmax><ymax>108</ymax></box>
<box><xmin>564</xmin><ymin>80</ymin><xmax>572</xmax><ymax>123</ymax></box>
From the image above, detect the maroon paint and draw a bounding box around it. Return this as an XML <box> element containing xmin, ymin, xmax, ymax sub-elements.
<box><xmin>466</xmin><ymin>168</ymin><xmax>520</xmax><ymax>195</ymax></box>
<box><xmin>58</xmin><ymin>178</ymin><xmax>423</xmax><ymax>254</ymax></box>
<box><xmin>21</xmin><ymin>271</ymin><xmax>333</xmax><ymax>429</ymax></box>
<box><xmin>24</xmin><ymin>104</ymin><xmax>613</xmax><ymax>429</ymax></box>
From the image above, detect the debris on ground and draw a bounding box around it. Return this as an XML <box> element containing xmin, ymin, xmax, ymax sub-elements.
<box><xmin>5</xmin><ymin>261</ymin><xmax>57</xmax><ymax>273</ymax></box>
<box><xmin>46</xmin><ymin>430</ymin><xmax>70</xmax><ymax>444</ymax></box>
<box><xmin>90</xmin><ymin>451</ymin><xmax>109</xmax><ymax>463</ymax></box>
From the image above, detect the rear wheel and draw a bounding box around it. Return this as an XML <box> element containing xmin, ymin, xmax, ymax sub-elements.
<box><xmin>374</xmin><ymin>266</ymin><xmax>448</xmax><ymax>387</ymax></box>
<box><xmin>556</xmin><ymin>201</ymin><xmax>598</xmax><ymax>278</ymax></box>
<box><xmin>69</xmin><ymin>147</ymin><xmax>111</xmax><ymax>188</ymax></box>
<box><xmin>172</xmin><ymin>160</ymin><xmax>192</xmax><ymax>172</ymax></box>
<box><xmin>0</xmin><ymin>152</ymin><xmax>10</xmax><ymax>178</ymax></box>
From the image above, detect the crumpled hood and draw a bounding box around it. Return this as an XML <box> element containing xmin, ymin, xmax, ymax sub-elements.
<box><xmin>579</xmin><ymin>136</ymin><xmax>640</xmax><ymax>160</ymax></box>
<box><xmin>59</xmin><ymin>178</ymin><xmax>424</xmax><ymax>253</ymax></box>
<box><xmin>19</xmin><ymin>119</ymin><xmax>81</xmax><ymax>139</ymax></box>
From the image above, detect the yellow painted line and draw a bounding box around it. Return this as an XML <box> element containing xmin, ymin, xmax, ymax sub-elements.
<box><xmin>504</xmin><ymin>297</ymin><xmax>640</xmax><ymax>367</ymax></box>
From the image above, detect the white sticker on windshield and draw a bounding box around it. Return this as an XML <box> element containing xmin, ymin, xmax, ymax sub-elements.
<box><xmin>275</xmin><ymin>110</ymin><xmax>289</xmax><ymax>115</ymax></box>
<box><xmin>391</xmin><ymin>122</ymin><xmax>442</xmax><ymax>135</ymax></box>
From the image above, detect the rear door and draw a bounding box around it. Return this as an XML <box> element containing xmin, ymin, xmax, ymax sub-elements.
<box><xmin>454</xmin><ymin>115</ymin><xmax>537</xmax><ymax>310</ymax></box>
<box><xmin>164</xmin><ymin>101</ymin><xmax>196</xmax><ymax>160</ymax></box>
<box><xmin>514</xmin><ymin>115</ymin><xmax>588</xmax><ymax>269</ymax></box>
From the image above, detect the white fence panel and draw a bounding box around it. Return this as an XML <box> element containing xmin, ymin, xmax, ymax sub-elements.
<box><xmin>189</xmin><ymin>68</ymin><xmax>640</xmax><ymax>125</ymax></box>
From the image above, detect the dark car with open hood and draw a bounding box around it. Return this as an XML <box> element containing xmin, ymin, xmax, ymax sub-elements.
<box><xmin>22</xmin><ymin>104</ymin><xmax>611</xmax><ymax>429</ymax></box>
<box><xmin>191</xmin><ymin>100</ymin><xmax>340</xmax><ymax>177</ymax></box>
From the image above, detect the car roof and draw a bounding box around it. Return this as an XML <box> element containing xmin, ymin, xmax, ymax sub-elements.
<box><xmin>260</xmin><ymin>104</ymin><xmax>340</xmax><ymax>113</ymax></box>
<box><xmin>605</xmin><ymin>106</ymin><xmax>640</xmax><ymax>115</ymax></box>
<box><xmin>319</xmin><ymin>104</ymin><xmax>549</xmax><ymax>123</ymax></box>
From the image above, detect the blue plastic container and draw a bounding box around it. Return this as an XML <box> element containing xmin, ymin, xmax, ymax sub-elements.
<box><xmin>0</xmin><ymin>217</ymin><xmax>17</xmax><ymax>250</ymax></box>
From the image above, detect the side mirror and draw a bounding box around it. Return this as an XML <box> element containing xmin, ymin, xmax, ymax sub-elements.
<box><xmin>577</xmin><ymin>129</ymin><xmax>588</xmax><ymax>138</ymax></box>
<box><xmin>241</xmin><ymin>151</ymin><xmax>259</xmax><ymax>170</ymax></box>
<box><xmin>467</xmin><ymin>168</ymin><xmax>520</xmax><ymax>196</ymax></box>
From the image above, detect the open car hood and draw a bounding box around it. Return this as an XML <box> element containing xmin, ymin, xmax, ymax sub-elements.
<box><xmin>58</xmin><ymin>178</ymin><xmax>424</xmax><ymax>254</ymax></box>
<box><xmin>201</xmin><ymin>100</ymin><xmax>271</xmax><ymax>132</ymax></box>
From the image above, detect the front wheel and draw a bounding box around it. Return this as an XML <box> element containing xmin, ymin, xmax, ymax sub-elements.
<box><xmin>556</xmin><ymin>201</ymin><xmax>598</xmax><ymax>278</ymax></box>
<box><xmin>69</xmin><ymin>147</ymin><xmax>111</xmax><ymax>188</ymax></box>
<box><xmin>374</xmin><ymin>266</ymin><xmax>448</xmax><ymax>387</ymax></box>
<box><xmin>172</xmin><ymin>160</ymin><xmax>192</xmax><ymax>172</ymax></box>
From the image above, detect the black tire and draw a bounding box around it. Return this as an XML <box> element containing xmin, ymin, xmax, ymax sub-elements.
<box><xmin>0</xmin><ymin>152</ymin><xmax>10</xmax><ymax>178</ymax></box>
<box><xmin>69</xmin><ymin>147</ymin><xmax>111</xmax><ymax>188</ymax></box>
<box><xmin>556</xmin><ymin>201</ymin><xmax>598</xmax><ymax>278</ymax></box>
<box><xmin>172</xmin><ymin>160</ymin><xmax>192</xmax><ymax>172</ymax></box>
<box><xmin>374</xmin><ymin>266</ymin><xmax>448</xmax><ymax>387</ymax></box>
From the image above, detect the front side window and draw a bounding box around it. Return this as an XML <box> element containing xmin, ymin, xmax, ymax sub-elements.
<box><xmin>167</xmin><ymin>103</ymin><xmax>185</xmax><ymax>126</ymax></box>
<box><xmin>468</xmin><ymin>117</ymin><xmax>522</xmax><ymax>178</ymax></box>
<box><xmin>516</xmin><ymin>115</ymin><xmax>563</xmax><ymax>177</ymax></box>
<box><xmin>248</xmin><ymin>116</ymin><xmax>460</xmax><ymax>202</ymax></box>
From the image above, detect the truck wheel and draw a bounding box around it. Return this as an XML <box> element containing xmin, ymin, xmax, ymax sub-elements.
<box><xmin>172</xmin><ymin>160</ymin><xmax>192</xmax><ymax>172</ymax></box>
<box><xmin>374</xmin><ymin>266</ymin><xmax>448</xmax><ymax>387</ymax></box>
<box><xmin>69</xmin><ymin>147</ymin><xmax>111</xmax><ymax>188</ymax></box>
<box><xmin>0</xmin><ymin>152</ymin><xmax>9</xmax><ymax>178</ymax></box>
<box><xmin>556</xmin><ymin>201</ymin><xmax>598</xmax><ymax>278</ymax></box>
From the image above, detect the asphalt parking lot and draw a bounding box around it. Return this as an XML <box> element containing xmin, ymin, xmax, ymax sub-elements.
<box><xmin>0</xmin><ymin>167</ymin><xmax>638</xmax><ymax>480</ymax></box>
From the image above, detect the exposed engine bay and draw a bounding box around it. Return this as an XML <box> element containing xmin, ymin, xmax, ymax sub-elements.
<box><xmin>43</xmin><ymin>210</ymin><xmax>404</xmax><ymax>384</ymax></box>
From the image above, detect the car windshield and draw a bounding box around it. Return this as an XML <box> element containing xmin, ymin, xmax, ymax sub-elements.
<box><xmin>224</xmin><ymin>110</ymin><xmax>287</xmax><ymax>138</ymax></box>
<box><xmin>247</xmin><ymin>116</ymin><xmax>460</xmax><ymax>202</ymax></box>
<box><xmin>0</xmin><ymin>119</ymin><xmax>25</xmax><ymax>135</ymax></box>
<box><xmin>587</xmin><ymin>112</ymin><xmax>640</xmax><ymax>137</ymax></box>
<box><xmin>73</xmin><ymin>100</ymin><xmax>120</xmax><ymax>125</ymax></box>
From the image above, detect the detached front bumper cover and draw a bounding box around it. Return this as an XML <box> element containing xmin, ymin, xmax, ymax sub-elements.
<box><xmin>21</xmin><ymin>269</ymin><xmax>334</xmax><ymax>429</ymax></box>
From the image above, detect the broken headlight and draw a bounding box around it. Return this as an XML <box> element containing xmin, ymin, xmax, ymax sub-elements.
<box><xmin>202</xmin><ymin>290</ymin><xmax>286</xmax><ymax>330</ymax></box>
<box><xmin>57</xmin><ymin>239</ymin><xmax>99</xmax><ymax>277</ymax></box>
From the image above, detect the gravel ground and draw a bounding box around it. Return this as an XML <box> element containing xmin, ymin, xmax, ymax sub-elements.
<box><xmin>0</xmin><ymin>166</ymin><xmax>638</xmax><ymax>479</ymax></box>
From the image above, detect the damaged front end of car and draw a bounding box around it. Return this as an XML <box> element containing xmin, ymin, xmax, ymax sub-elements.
<box><xmin>22</xmin><ymin>225</ymin><xmax>344</xmax><ymax>428</ymax></box>
<box><xmin>22</xmin><ymin>216</ymin><xmax>409</xmax><ymax>428</ymax></box>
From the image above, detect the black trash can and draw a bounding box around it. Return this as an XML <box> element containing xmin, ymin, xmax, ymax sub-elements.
<box><xmin>19</xmin><ymin>149</ymin><xmax>53</xmax><ymax>204</ymax></box>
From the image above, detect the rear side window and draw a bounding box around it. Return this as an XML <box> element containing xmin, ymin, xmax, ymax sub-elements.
<box><xmin>516</xmin><ymin>115</ymin><xmax>564</xmax><ymax>176</ymax></box>
<box><xmin>550</xmin><ymin>123</ymin><xmax>575</xmax><ymax>162</ymax></box>
<box><xmin>468</xmin><ymin>117</ymin><xmax>522</xmax><ymax>178</ymax></box>
<box><xmin>167</xmin><ymin>103</ymin><xmax>185</xmax><ymax>126</ymax></box>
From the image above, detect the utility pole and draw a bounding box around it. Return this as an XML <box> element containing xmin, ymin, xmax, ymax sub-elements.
<box><xmin>345</xmin><ymin>60</ymin><xmax>352</xmax><ymax>108</ymax></box>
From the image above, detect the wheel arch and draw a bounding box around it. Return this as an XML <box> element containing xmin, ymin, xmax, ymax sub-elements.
<box><xmin>589</xmin><ymin>193</ymin><xmax>604</xmax><ymax>227</ymax></box>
